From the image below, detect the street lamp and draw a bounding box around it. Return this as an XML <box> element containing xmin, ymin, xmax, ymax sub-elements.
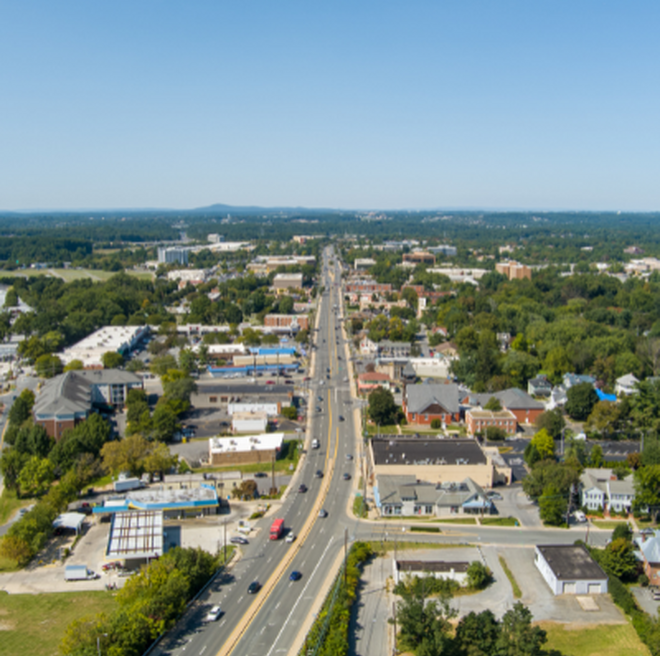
<box><xmin>97</xmin><ymin>633</ymin><xmax>108</xmax><ymax>656</ymax></box>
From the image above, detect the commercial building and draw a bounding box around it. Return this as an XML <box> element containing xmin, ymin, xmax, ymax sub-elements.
<box><xmin>354</xmin><ymin>258</ymin><xmax>376</xmax><ymax>270</ymax></box>
<box><xmin>466</xmin><ymin>409</ymin><xmax>517</xmax><ymax>436</ymax></box>
<box><xmin>208</xmin><ymin>432</ymin><xmax>283</xmax><ymax>466</ymax></box>
<box><xmin>427</xmin><ymin>245</ymin><xmax>457</xmax><ymax>257</ymax></box>
<box><xmin>263</xmin><ymin>314</ymin><xmax>309</xmax><ymax>332</ymax></box>
<box><xmin>393</xmin><ymin>559</ymin><xmax>469</xmax><ymax>585</ymax></box>
<box><xmin>231</xmin><ymin>411</ymin><xmax>269</xmax><ymax>434</ymax></box>
<box><xmin>357</xmin><ymin>372</ymin><xmax>392</xmax><ymax>393</ymax></box>
<box><xmin>59</xmin><ymin>325</ymin><xmax>150</xmax><ymax>369</ymax></box>
<box><xmin>370</xmin><ymin>437</ymin><xmax>510</xmax><ymax>488</ymax></box>
<box><xmin>345</xmin><ymin>281</ymin><xmax>393</xmax><ymax>295</ymax></box>
<box><xmin>403</xmin><ymin>383</ymin><xmax>460</xmax><ymax>426</ymax></box>
<box><xmin>33</xmin><ymin>369</ymin><xmax>143</xmax><ymax>439</ymax></box>
<box><xmin>464</xmin><ymin>388</ymin><xmax>544</xmax><ymax>426</ymax></box>
<box><xmin>272</xmin><ymin>273</ymin><xmax>304</xmax><ymax>294</ymax></box>
<box><xmin>535</xmin><ymin>544</ymin><xmax>608</xmax><ymax>595</ymax></box>
<box><xmin>158</xmin><ymin>247</ymin><xmax>189</xmax><ymax>265</ymax></box>
<box><xmin>402</xmin><ymin>251</ymin><xmax>436</xmax><ymax>266</ymax></box>
<box><xmin>495</xmin><ymin>260</ymin><xmax>532</xmax><ymax>281</ymax></box>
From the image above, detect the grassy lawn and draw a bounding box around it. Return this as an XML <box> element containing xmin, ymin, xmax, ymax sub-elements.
<box><xmin>591</xmin><ymin>520</ymin><xmax>630</xmax><ymax>530</ymax></box>
<box><xmin>635</xmin><ymin>518</ymin><xmax>655</xmax><ymax>529</ymax></box>
<box><xmin>499</xmin><ymin>556</ymin><xmax>522</xmax><ymax>598</ymax></box>
<box><xmin>0</xmin><ymin>590</ymin><xmax>118</xmax><ymax>656</ymax></box>
<box><xmin>481</xmin><ymin>516</ymin><xmax>519</xmax><ymax>527</ymax></box>
<box><xmin>432</xmin><ymin>517</ymin><xmax>477</xmax><ymax>525</ymax></box>
<box><xmin>365</xmin><ymin>424</ymin><xmax>398</xmax><ymax>436</ymax></box>
<box><xmin>0</xmin><ymin>490</ymin><xmax>33</xmax><ymax>525</ymax></box>
<box><xmin>0</xmin><ymin>268</ymin><xmax>152</xmax><ymax>282</ymax></box>
<box><xmin>540</xmin><ymin>621</ymin><xmax>650</xmax><ymax>656</ymax></box>
<box><xmin>0</xmin><ymin>554</ymin><xmax>21</xmax><ymax>573</ymax></box>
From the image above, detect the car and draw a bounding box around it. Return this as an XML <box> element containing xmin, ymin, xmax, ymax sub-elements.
<box><xmin>346</xmin><ymin>454</ymin><xmax>353</xmax><ymax>460</ymax></box>
<box><xmin>342</xmin><ymin>473</ymin><xmax>351</xmax><ymax>481</ymax></box>
<box><xmin>289</xmin><ymin>570</ymin><xmax>302</xmax><ymax>581</ymax></box>
<box><xmin>204</xmin><ymin>605</ymin><xmax>223</xmax><ymax>622</ymax></box>
<box><xmin>338</xmin><ymin>415</ymin><xmax>344</xmax><ymax>421</ymax></box>
<box><xmin>327</xmin><ymin>374</ymin><xmax>330</xmax><ymax>379</ymax></box>
<box><xmin>303</xmin><ymin>376</ymin><xmax>311</xmax><ymax>381</ymax></box>
<box><xmin>318</xmin><ymin>395</ymin><xmax>323</xmax><ymax>402</ymax></box>
<box><xmin>230</xmin><ymin>536</ymin><xmax>249</xmax><ymax>545</ymax></box>
<box><xmin>285</xmin><ymin>380</ymin><xmax>294</xmax><ymax>384</ymax></box>
<box><xmin>285</xmin><ymin>533</ymin><xmax>296</xmax><ymax>543</ymax></box>
<box><xmin>298</xmin><ymin>484</ymin><xmax>307</xmax><ymax>493</ymax></box>
<box><xmin>247</xmin><ymin>581</ymin><xmax>261</xmax><ymax>594</ymax></box>
<box><xmin>318</xmin><ymin>509</ymin><xmax>328</xmax><ymax>518</ymax></box>
<box><xmin>254</xmin><ymin>472</ymin><xmax>267</xmax><ymax>478</ymax></box>
<box><xmin>266</xmin><ymin>380</ymin><xmax>275</xmax><ymax>385</ymax></box>
<box><xmin>487</xmin><ymin>492</ymin><xmax>502</xmax><ymax>500</ymax></box>
<box><xmin>315</xmin><ymin>470</ymin><xmax>324</xmax><ymax>478</ymax></box>
<box><xmin>327</xmin><ymin>367</ymin><xmax>331</xmax><ymax>373</ymax></box>
<box><xmin>316</xmin><ymin>406</ymin><xmax>322</xmax><ymax>412</ymax></box>
<box><xmin>319</xmin><ymin>380</ymin><xmax>325</xmax><ymax>386</ymax></box>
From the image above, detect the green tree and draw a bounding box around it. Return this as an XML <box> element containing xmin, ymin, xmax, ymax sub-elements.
<box><xmin>162</xmin><ymin>375</ymin><xmax>197</xmax><ymax>415</ymax></box>
<box><xmin>368</xmin><ymin>388</ymin><xmax>399</xmax><ymax>426</ymax></box>
<box><xmin>534</xmin><ymin>408</ymin><xmax>565</xmax><ymax>440</ymax></box>
<box><xmin>178</xmin><ymin>348</ymin><xmax>197</xmax><ymax>374</ymax></box>
<box><xmin>14</xmin><ymin>424</ymin><xmax>53</xmax><ymax>458</ymax></box>
<box><xmin>150</xmin><ymin>354</ymin><xmax>178</xmax><ymax>377</ymax></box>
<box><xmin>484</xmin><ymin>396</ymin><xmax>502</xmax><ymax>411</ymax></box>
<box><xmin>522</xmin><ymin>459</ymin><xmax>579</xmax><ymax>502</ymax></box>
<box><xmin>4</xmin><ymin>287</ymin><xmax>18</xmax><ymax>307</ymax></box>
<box><xmin>539</xmin><ymin>483</ymin><xmax>566</xmax><ymax>525</ymax></box>
<box><xmin>531</xmin><ymin>428</ymin><xmax>555</xmax><ymax>459</ymax></box>
<box><xmin>35</xmin><ymin>354</ymin><xmax>63</xmax><ymax>378</ymax></box>
<box><xmin>152</xmin><ymin>403</ymin><xmax>180</xmax><ymax>442</ymax></box>
<box><xmin>467</xmin><ymin>561</ymin><xmax>492</xmax><ymax>590</ymax></box>
<box><xmin>589</xmin><ymin>444</ymin><xmax>604</xmax><ymax>468</ymax></box>
<box><xmin>612</xmin><ymin>522</ymin><xmax>633</xmax><ymax>543</ymax></box>
<box><xmin>143</xmin><ymin>441</ymin><xmax>177</xmax><ymax>475</ymax></box>
<box><xmin>599</xmin><ymin>538</ymin><xmax>639</xmax><ymax>581</ymax></box>
<box><xmin>634</xmin><ymin>465</ymin><xmax>660</xmax><ymax>519</ymax></box>
<box><xmin>586</xmin><ymin>401</ymin><xmax>623</xmax><ymax>437</ymax></box>
<box><xmin>8</xmin><ymin>396</ymin><xmax>31</xmax><ymax>426</ymax></box>
<box><xmin>0</xmin><ymin>448</ymin><xmax>29</xmax><ymax>491</ymax></box>
<box><xmin>496</xmin><ymin>602</ymin><xmax>547</xmax><ymax>656</ymax></box>
<box><xmin>102</xmin><ymin>351</ymin><xmax>125</xmax><ymax>369</ymax></box>
<box><xmin>566</xmin><ymin>383</ymin><xmax>599</xmax><ymax>421</ymax></box>
<box><xmin>17</xmin><ymin>456</ymin><xmax>55</xmax><ymax>497</ymax></box>
<box><xmin>454</xmin><ymin>610</ymin><xmax>501</xmax><ymax>656</ymax></box>
<box><xmin>63</xmin><ymin>359</ymin><xmax>84</xmax><ymax>372</ymax></box>
<box><xmin>281</xmin><ymin>406</ymin><xmax>298</xmax><ymax>421</ymax></box>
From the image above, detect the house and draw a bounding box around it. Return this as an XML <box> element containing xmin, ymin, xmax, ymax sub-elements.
<box><xmin>360</xmin><ymin>336</ymin><xmax>378</xmax><ymax>355</ymax></box>
<box><xmin>636</xmin><ymin>531</ymin><xmax>660</xmax><ymax>586</ymax></box>
<box><xmin>403</xmin><ymin>383</ymin><xmax>460</xmax><ymax>426</ymax></box>
<box><xmin>535</xmin><ymin>544</ymin><xmax>608</xmax><ymax>595</ymax></box>
<box><xmin>465</xmin><ymin>388</ymin><xmax>544</xmax><ymax>426</ymax></box>
<box><xmin>370</xmin><ymin>438</ymin><xmax>511</xmax><ymax>489</ymax></box>
<box><xmin>354</xmin><ymin>258</ymin><xmax>376</xmax><ymax>270</ymax></box>
<box><xmin>615</xmin><ymin>373</ymin><xmax>640</xmax><ymax>396</ymax></box>
<box><xmin>33</xmin><ymin>369</ymin><xmax>143</xmax><ymax>439</ymax></box>
<box><xmin>375</xmin><ymin>474</ymin><xmax>493</xmax><ymax>517</ymax></box>
<box><xmin>547</xmin><ymin>386</ymin><xmax>568</xmax><ymax>411</ymax></box>
<box><xmin>357</xmin><ymin>372</ymin><xmax>392</xmax><ymax>394</ymax></box>
<box><xmin>563</xmin><ymin>373</ymin><xmax>596</xmax><ymax>389</ymax></box>
<box><xmin>528</xmin><ymin>375</ymin><xmax>553</xmax><ymax>398</ymax></box>
<box><xmin>434</xmin><ymin>342</ymin><xmax>459</xmax><ymax>359</ymax></box>
<box><xmin>466</xmin><ymin>409</ymin><xmax>517</xmax><ymax>436</ymax></box>
<box><xmin>378</xmin><ymin>340</ymin><xmax>412</xmax><ymax>358</ymax></box>
<box><xmin>579</xmin><ymin>468</ymin><xmax>635</xmax><ymax>514</ymax></box>
<box><xmin>263</xmin><ymin>314</ymin><xmax>309</xmax><ymax>332</ymax></box>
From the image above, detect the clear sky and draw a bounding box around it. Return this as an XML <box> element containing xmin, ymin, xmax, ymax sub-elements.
<box><xmin>1</xmin><ymin>1</ymin><xmax>659</xmax><ymax>212</ymax></box>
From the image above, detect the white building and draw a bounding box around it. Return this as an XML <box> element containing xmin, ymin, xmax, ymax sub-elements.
<box><xmin>409</xmin><ymin>356</ymin><xmax>454</xmax><ymax>379</ymax></box>
<box><xmin>615</xmin><ymin>373</ymin><xmax>640</xmax><ymax>396</ymax></box>
<box><xmin>535</xmin><ymin>544</ymin><xmax>608</xmax><ymax>595</ymax></box>
<box><xmin>59</xmin><ymin>325</ymin><xmax>150</xmax><ymax>368</ymax></box>
<box><xmin>393</xmin><ymin>559</ymin><xmax>469</xmax><ymax>586</ymax></box>
<box><xmin>208</xmin><ymin>432</ymin><xmax>283</xmax><ymax>466</ymax></box>
<box><xmin>228</xmin><ymin>403</ymin><xmax>279</xmax><ymax>417</ymax></box>
<box><xmin>232</xmin><ymin>411</ymin><xmax>269</xmax><ymax>434</ymax></box>
<box><xmin>166</xmin><ymin>269</ymin><xmax>208</xmax><ymax>283</ymax></box>
<box><xmin>158</xmin><ymin>247</ymin><xmax>189</xmax><ymax>265</ymax></box>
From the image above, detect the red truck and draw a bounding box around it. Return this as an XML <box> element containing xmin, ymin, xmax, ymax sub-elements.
<box><xmin>269</xmin><ymin>518</ymin><xmax>285</xmax><ymax>540</ymax></box>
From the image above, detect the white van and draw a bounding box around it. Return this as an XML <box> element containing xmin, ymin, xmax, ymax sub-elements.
<box><xmin>574</xmin><ymin>511</ymin><xmax>587</xmax><ymax>523</ymax></box>
<box><xmin>311</xmin><ymin>439</ymin><xmax>320</xmax><ymax>449</ymax></box>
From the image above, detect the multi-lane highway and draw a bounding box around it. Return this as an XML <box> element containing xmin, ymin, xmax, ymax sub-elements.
<box><xmin>155</xmin><ymin>246</ymin><xmax>361</xmax><ymax>656</ymax></box>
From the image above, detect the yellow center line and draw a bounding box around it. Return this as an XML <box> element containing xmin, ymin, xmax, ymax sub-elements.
<box><xmin>216</xmin><ymin>288</ymin><xmax>339</xmax><ymax>656</ymax></box>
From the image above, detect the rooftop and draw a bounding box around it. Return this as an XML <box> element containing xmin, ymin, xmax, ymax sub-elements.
<box><xmin>209</xmin><ymin>432</ymin><xmax>284</xmax><ymax>455</ymax></box>
<box><xmin>107</xmin><ymin>510</ymin><xmax>164</xmax><ymax>560</ymax></box>
<box><xmin>536</xmin><ymin>544</ymin><xmax>608</xmax><ymax>581</ymax></box>
<box><xmin>405</xmin><ymin>383</ymin><xmax>460</xmax><ymax>415</ymax></box>
<box><xmin>372</xmin><ymin>438</ymin><xmax>487</xmax><ymax>466</ymax></box>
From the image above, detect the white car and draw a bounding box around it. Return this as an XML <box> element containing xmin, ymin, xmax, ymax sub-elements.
<box><xmin>285</xmin><ymin>533</ymin><xmax>296</xmax><ymax>543</ymax></box>
<box><xmin>204</xmin><ymin>605</ymin><xmax>223</xmax><ymax>622</ymax></box>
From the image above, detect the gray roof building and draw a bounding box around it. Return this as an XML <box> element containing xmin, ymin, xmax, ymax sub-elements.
<box><xmin>405</xmin><ymin>383</ymin><xmax>460</xmax><ymax>416</ymax></box>
<box><xmin>535</xmin><ymin>544</ymin><xmax>608</xmax><ymax>595</ymax></box>
<box><xmin>371</xmin><ymin>438</ymin><xmax>486</xmax><ymax>467</ymax></box>
<box><xmin>466</xmin><ymin>388</ymin><xmax>543</xmax><ymax>411</ymax></box>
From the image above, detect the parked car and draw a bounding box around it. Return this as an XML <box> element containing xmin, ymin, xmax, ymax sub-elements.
<box><xmin>230</xmin><ymin>536</ymin><xmax>249</xmax><ymax>545</ymax></box>
<box><xmin>254</xmin><ymin>472</ymin><xmax>267</xmax><ymax>478</ymax></box>
<box><xmin>247</xmin><ymin>581</ymin><xmax>261</xmax><ymax>594</ymax></box>
<box><xmin>204</xmin><ymin>605</ymin><xmax>223</xmax><ymax>622</ymax></box>
<box><xmin>346</xmin><ymin>454</ymin><xmax>353</xmax><ymax>460</ymax></box>
<box><xmin>338</xmin><ymin>415</ymin><xmax>344</xmax><ymax>421</ymax></box>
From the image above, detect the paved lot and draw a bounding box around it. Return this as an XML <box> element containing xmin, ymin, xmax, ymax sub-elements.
<box><xmin>357</xmin><ymin>544</ymin><xmax>625</xmax><ymax>630</ymax></box>
<box><xmin>493</xmin><ymin>485</ymin><xmax>542</xmax><ymax>528</ymax></box>
<box><xmin>633</xmin><ymin>585</ymin><xmax>660</xmax><ymax>619</ymax></box>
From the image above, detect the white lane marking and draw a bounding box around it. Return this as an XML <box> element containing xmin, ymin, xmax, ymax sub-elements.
<box><xmin>237</xmin><ymin>596</ymin><xmax>244</xmax><ymax>604</ymax></box>
<box><xmin>199</xmin><ymin>646</ymin><xmax>207</xmax><ymax>655</ymax></box>
<box><xmin>275</xmin><ymin>601</ymin><xmax>281</xmax><ymax>610</ymax></box>
<box><xmin>265</xmin><ymin>537</ymin><xmax>336</xmax><ymax>656</ymax></box>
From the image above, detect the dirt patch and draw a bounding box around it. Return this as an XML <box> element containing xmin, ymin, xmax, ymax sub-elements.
<box><xmin>0</xmin><ymin>620</ymin><xmax>16</xmax><ymax>630</ymax></box>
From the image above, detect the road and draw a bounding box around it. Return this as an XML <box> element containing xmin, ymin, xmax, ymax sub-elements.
<box><xmin>150</xmin><ymin>251</ymin><xmax>614</xmax><ymax>656</ymax></box>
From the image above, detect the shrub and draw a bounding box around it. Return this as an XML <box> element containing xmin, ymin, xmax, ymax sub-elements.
<box><xmin>430</xmin><ymin>419</ymin><xmax>442</xmax><ymax>429</ymax></box>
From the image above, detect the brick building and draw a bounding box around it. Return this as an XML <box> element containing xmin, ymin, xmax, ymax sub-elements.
<box><xmin>403</xmin><ymin>383</ymin><xmax>460</xmax><ymax>426</ymax></box>
<box><xmin>495</xmin><ymin>260</ymin><xmax>532</xmax><ymax>281</ymax></box>
<box><xmin>263</xmin><ymin>314</ymin><xmax>309</xmax><ymax>332</ymax></box>
<box><xmin>466</xmin><ymin>409</ymin><xmax>517</xmax><ymax>436</ymax></box>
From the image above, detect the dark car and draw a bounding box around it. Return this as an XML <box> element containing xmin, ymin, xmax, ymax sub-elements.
<box><xmin>316</xmin><ymin>406</ymin><xmax>322</xmax><ymax>412</ymax></box>
<box><xmin>338</xmin><ymin>415</ymin><xmax>344</xmax><ymax>421</ymax></box>
<box><xmin>289</xmin><ymin>571</ymin><xmax>302</xmax><ymax>582</ymax></box>
<box><xmin>346</xmin><ymin>454</ymin><xmax>353</xmax><ymax>460</ymax></box>
<box><xmin>230</xmin><ymin>536</ymin><xmax>249</xmax><ymax>545</ymax></box>
<box><xmin>247</xmin><ymin>581</ymin><xmax>261</xmax><ymax>594</ymax></box>
<box><xmin>342</xmin><ymin>472</ymin><xmax>351</xmax><ymax>481</ymax></box>
<box><xmin>318</xmin><ymin>509</ymin><xmax>328</xmax><ymax>518</ymax></box>
<box><xmin>315</xmin><ymin>470</ymin><xmax>324</xmax><ymax>478</ymax></box>
<box><xmin>318</xmin><ymin>395</ymin><xmax>323</xmax><ymax>402</ymax></box>
<box><xmin>254</xmin><ymin>472</ymin><xmax>267</xmax><ymax>478</ymax></box>
<box><xmin>298</xmin><ymin>484</ymin><xmax>307</xmax><ymax>493</ymax></box>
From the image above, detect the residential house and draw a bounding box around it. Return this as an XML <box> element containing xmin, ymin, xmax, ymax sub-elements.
<box><xmin>357</xmin><ymin>372</ymin><xmax>392</xmax><ymax>394</ymax></box>
<box><xmin>636</xmin><ymin>531</ymin><xmax>660</xmax><ymax>586</ymax></box>
<box><xmin>465</xmin><ymin>388</ymin><xmax>544</xmax><ymax>426</ymax></box>
<box><xmin>528</xmin><ymin>375</ymin><xmax>553</xmax><ymax>398</ymax></box>
<box><xmin>403</xmin><ymin>383</ymin><xmax>460</xmax><ymax>426</ymax></box>
<box><xmin>580</xmin><ymin>468</ymin><xmax>635</xmax><ymax>514</ymax></box>
<box><xmin>535</xmin><ymin>544</ymin><xmax>608</xmax><ymax>595</ymax></box>
<box><xmin>615</xmin><ymin>374</ymin><xmax>640</xmax><ymax>396</ymax></box>
<box><xmin>547</xmin><ymin>386</ymin><xmax>568</xmax><ymax>411</ymax></box>
<box><xmin>563</xmin><ymin>373</ymin><xmax>596</xmax><ymax>389</ymax></box>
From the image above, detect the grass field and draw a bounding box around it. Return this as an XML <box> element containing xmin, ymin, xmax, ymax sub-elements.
<box><xmin>481</xmin><ymin>516</ymin><xmax>519</xmax><ymax>527</ymax></box>
<box><xmin>540</xmin><ymin>621</ymin><xmax>650</xmax><ymax>656</ymax></box>
<box><xmin>0</xmin><ymin>268</ymin><xmax>153</xmax><ymax>282</ymax></box>
<box><xmin>433</xmin><ymin>517</ymin><xmax>477</xmax><ymax>525</ymax></box>
<box><xmin>499</xmin><ymin>556</ymin><xmax>522</xmax><ymax>598</ymax></box>
<box><xmin>0</xmin><ymin>590</ymin><xmax>118</xmax><ymax>656</ymax></box>
<box><xmin>0</xmin><ymin>490</ymin><xmax>32</xmax><ymax>525</ymax></box>
<box><xmin>591</xmin><ymin>520</ymin><xmax>630</xmax><ymax>530</ymax></box>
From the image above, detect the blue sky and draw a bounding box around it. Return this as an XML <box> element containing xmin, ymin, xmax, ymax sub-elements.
<box><xmin>1</xmin><ymin>1</ymin><xmax>659</xmax><ymax>211</ymax></box>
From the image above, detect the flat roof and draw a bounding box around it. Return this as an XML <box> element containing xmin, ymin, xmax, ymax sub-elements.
<box><xmin>536</xmin><ymin>544</ymin><xmax>608</xmax><ymax>581</ymax></box>
<box><xmin>94</xmin><ymin>485</ymin><xmax>218</xmax><ymax>514</ymax></box>
<box><xmin>107</xmin><ymin>511</ymin><xmax>163</xmax><ymax>560</ymax></box>
<box><xmin>396</xmin><ymin>560</ymin><xmax>469</xmax><ymax>573</ymax></box>
<box><xmin>372</xmin><ymin>438</ymin><xmax>487</xmax><ymax>466</ymax></box>
<box><xmin>209</xmin><ymin>432</ymin><xmax>283</xmax><ymax>455</ymax></box>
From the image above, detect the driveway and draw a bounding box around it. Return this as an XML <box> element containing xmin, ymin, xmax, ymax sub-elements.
<box><xmin>492</xmin><ymin>485</ymin><xmax>542</xmax><ymax>528</ymax></box>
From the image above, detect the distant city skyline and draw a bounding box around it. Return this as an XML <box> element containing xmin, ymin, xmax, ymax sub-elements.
<box><xmin>1</xmin><ymin>2</ymin><xmax>659</xmax><ymax>212</ymax></box>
